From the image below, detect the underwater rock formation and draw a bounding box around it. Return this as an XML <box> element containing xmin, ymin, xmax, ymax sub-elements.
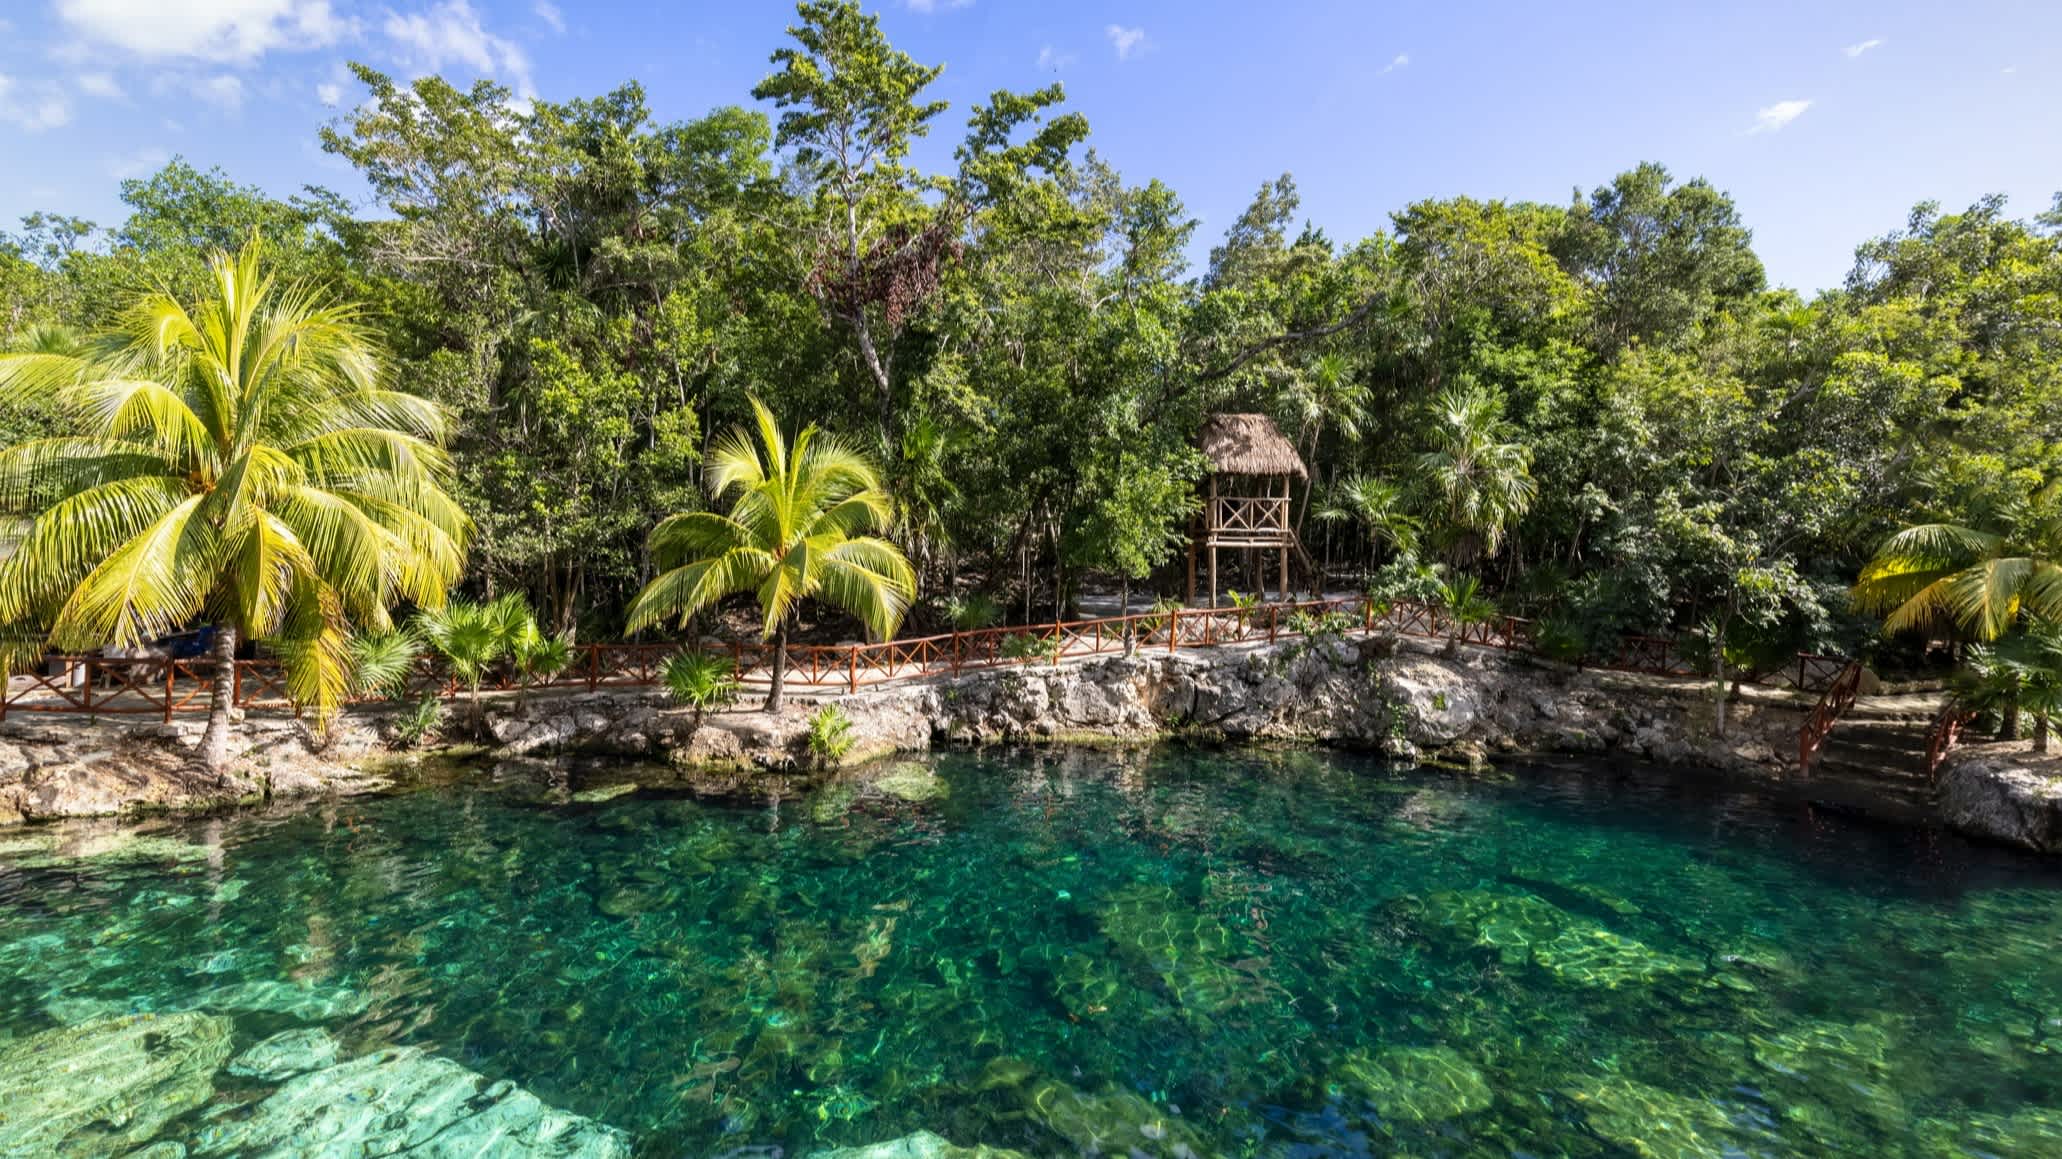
<box><xmin>0</xmin><ymin>1012</ymin><xmax>233</xmax><ymax>1155</ymax></box>
<box><xmin>809</xmin><ymin>1130</ymin><xmax>1027</xmax><ymax>1159</ymax></box>
<box><xmin>191</xmin><ymin>1043</ymin><xmax>632</xmax><ymax>1157</ymax></box>
<box><xmin>1332</xmin><ymin>1045</ymin><xmax>1494</xmax><ymax>1122</ymax></box>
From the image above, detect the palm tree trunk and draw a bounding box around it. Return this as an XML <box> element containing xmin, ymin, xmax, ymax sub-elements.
<box><xmin>2004</xmin><ymin>680</ymin><xmax>2022</xmax><ymax>741</ymax></box>
<box><xmin>198</xmin><ymin>624</ymin><xmax>239</xmax><ymax>777</ymax></box>
<box><xmin>765</xmin><ymin>625</ymin><xmax>789</xmax><ymax>714</ymax></box>
<box><xmin>2036</xmin><ymin>712</ymin><xmax>2051</xmax><ymax>754</ymax></box>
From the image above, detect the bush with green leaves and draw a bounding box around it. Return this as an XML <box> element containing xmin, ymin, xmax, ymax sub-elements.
<box><xmin>941</xmin><ymin>591</ymin><xmax>1003</xmax><ymax>632</ymax></box>
<box><xmin>662</xmin><ymin>651</ymin><xmax>741</xmax><ymax>726</ymax></box>
<box><xmin>390</xmin><ymin>696</ymin><xmax>444</xmax><ymax>750</ymax></box>
<box><xmin>1000</xmin><ymin>630</ymin><xmax>1063</xmax><ymax>665</ymax></box>
<box><xmin>807</xmin><ymin>703</ymin><xmax>857</xmax><ymax>767</ymax></box>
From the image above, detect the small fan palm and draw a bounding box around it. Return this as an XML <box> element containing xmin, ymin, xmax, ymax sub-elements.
<box><xmin>416</xmin><ymin>593</ymin><xmax>538</xmax><ymax>734</ymax></box>
<box><xmin>625</xmin><ymin>396</ymin><xmax>914</xmax><ymax>712</ymax></box>
<box><xmin>662</xmin><ymin>650</ymin><xmax>741</xmax><ymax>727</ymax></box>
<box><xmin>1318</xmin><ymin>474</ymin><xmax>1421</xmax><ymax>562</ymax></box>
<box><xmin>0</xmin><ymin>235</ymin><xmax>467</xmax><ymax>773</ymax></box>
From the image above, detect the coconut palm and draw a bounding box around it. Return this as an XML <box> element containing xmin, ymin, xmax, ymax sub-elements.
<box><xmin>625</xmin><ymin>396</ymin><xmax>914</xmax><ymax>712</ymax></box>
<box><xmin>1418</xmin><ymin>384</ymin><xmax>1536</xmax><ymax>565</ymax></box>
<box><xmin>1852</xmin><ymin>506</ymin><xmax>2062</xmax><ymax>641</ymax></box>
<box><xmin>0</xmin><ymin>236</ymin><xmax>467</xmax><ymax>773</ymax></box>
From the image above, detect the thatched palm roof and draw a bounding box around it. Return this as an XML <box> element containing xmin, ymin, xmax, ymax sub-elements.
<box><xmin>1198</xmin><ymin>413</ymin><xmax>1307</xmax><ymax>479</ymax></box>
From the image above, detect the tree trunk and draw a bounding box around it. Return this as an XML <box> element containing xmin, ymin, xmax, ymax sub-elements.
<box><xmin>2036</xmin><ymin>712</ymin><xmax>2051</xmax><ymax>754</ymax></box>
<box><xmin>198</xmin><ymin>624</ymin><xmax>239</xmax><ymax>778</ymax></box>
<box><xmin>2003</xmin><ymin>680</ymin><xmax>2022</xmax><ymax>741</ymax></box>
<box><xmin>1711</xmin><ymin>631</ymin><xmax>1729</xmax><ymax>740</ymax></box>
<box><xmin>765</xmin><ymin>625</ymin><xmax>789</xmax><ymax>714</ymax></box>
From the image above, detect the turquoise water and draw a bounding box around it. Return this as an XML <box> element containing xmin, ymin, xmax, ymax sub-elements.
<box><xmin>5</xmin><ymin>747</ymin><xmax>2062</xmax><ymax>1156</ymax></box>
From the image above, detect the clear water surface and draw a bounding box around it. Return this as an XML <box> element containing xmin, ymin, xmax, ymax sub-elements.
<box><xmin>5</xmin><ymin>746</ymin><xmax>2062</xmax><ymax>1157</ymax></box>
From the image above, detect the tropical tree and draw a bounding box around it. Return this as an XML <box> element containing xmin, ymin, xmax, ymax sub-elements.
<box><xmin>1434</xmin><ymin>572</ymin><xmax>1497</xmax><ymax>656</ymax></box>
<box><xmin>624</xmin><ymin>397</ymin><xmax>914</xmax><ymax>712</ymax></box>
<box><xmin>1852</xmin><ymin>507</ymin><xmax>2062</xmax><ymax>642</ymax></box>
<box><xmin>1418</xmin><ymin>384</ymin><xmax>1537</xmax><ymax>565</ymax></box>
<box><xmin>0</xmin><ymin>236</ymin><xmax>466</xmax><ymax>774</ymax></box>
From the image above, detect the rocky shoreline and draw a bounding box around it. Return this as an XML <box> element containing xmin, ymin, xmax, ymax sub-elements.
<box><xmin>3</xmin><ymin>635</ymin><xmax>1811</xmax><ymax>825</ymax></box>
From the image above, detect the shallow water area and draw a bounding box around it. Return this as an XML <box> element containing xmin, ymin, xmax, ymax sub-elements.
<box><xmin>4</xmin><ymin>746</ymin><xmax>2062</xmax><ymax>1157</ymax></box>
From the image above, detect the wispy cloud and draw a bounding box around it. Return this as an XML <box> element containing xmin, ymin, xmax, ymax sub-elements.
<box><xmin>1380</xmin><ymin>53</ymin><xmax>1409</xmax><ymax>75</ymax></box>
<box><xmin>1035</xmin><ymin>45</ymin><xmax>1076</xmax><ymax>72</ymax></box>
<box><xmin>1748</xmin><ymin>98</ymin><xmax>1812</xmax><ymax>134</ymax></box>
<box><xmin>55</xmin><ymin>0</ymin><xmax>348</xmax><ymax>64</ymax></box>
<box><xmin>77</xmin><ymin>71</ymin><xmax>125</xmax><ymax>98</ymax></box>
<box><xmin>191</xmin><ymin>73</ymin><xmax>244</xmax><ymax>110</ymax></box>
<box><xmin>107</xmin><ymin>145</ymin><xmax>169</xmax><ymax>180</ymax></box>
<box><xmin>0</xmin><ymin>74</ymin><xmax>74</xmax><ymax>131</ymax></box>
<box><xmin>534</xmin><ymin>1</ymin><xmax>565</xmax><ymax>34</ymax></box>
<box><xmin>1106</xmin><ymin>24</ymin><xmax>1148</xmax><ymax>62</ymax></box>
<box><xmin>1844</xmin><ymin>37</ymin><xmax>1884</xmax><ymax>59</ymax></box>
<box><xmin>316</xmin><ymin>80</ymin><xmax>342</xmax><ymax>106</ymax></box>
<box><xmin>385</xmin><ymin>0</ymin><xmax>533</xmax><ymax>98</ymax></box>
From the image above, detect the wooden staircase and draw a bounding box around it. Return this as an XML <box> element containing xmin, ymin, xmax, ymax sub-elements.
<box><xmin>1801</xmin><ymin>696</ymin><xmax>1946</xmax><ymax>823</ymax></box>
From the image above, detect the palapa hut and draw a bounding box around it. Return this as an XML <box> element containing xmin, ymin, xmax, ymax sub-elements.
<box><xmin>1189</xmin><ymin>413</ymin><xmax>1308</xmax><ymax>607</ymax></box>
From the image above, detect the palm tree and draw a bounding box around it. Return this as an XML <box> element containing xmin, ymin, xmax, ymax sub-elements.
<box><xmin>0</xmin><ymin>236</ymin><xmax>467</xmax><ymax>774</ymax></box>
<box><xmin>1418</xmin><ymin>384</ymin><xmax>1536</xmax><ymax>566</ymax></box>
<box><xmin>416</xmin><ymin>593</ymin><xmax>537</xmax><ymax>735</ymax></box>
<box><xmin>661</xmin><ymin>650</ymin><xmax>740</xmax><ymax>728</ymax></box>
<box><xmin>1852</xmin><ymin>510</ymin><xmax>2062</xmax><ymax>642</ymax></box>
<box><xmin>625</xmin><ymin>397</ymin><xmax>914</xmax><ymax>712</ymax></box>
<box><xmin>1955</xmin><ymin>622</ymin><xmax>2062</xmax><ymax>749</ymax></box>
<box><xmin>1317</xmin><ymin>474</ymin><xmax>1421</xmax><ymax>572</ymax></box>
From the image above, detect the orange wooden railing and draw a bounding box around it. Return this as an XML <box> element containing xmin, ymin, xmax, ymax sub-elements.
<box><xmin>1797</xmin><ymin>660</ymin><xmax>1864</xmax><ymax>773</ymax></box>
<box><xmin>1924</xmin><ymin>703</ymin><xmax>1978</xmax><ymax>782</ymax></box>
<box><xmin>0</xmin><ymin>596</ymin><xmax>1849</xmax><ymax>721</ymax></box>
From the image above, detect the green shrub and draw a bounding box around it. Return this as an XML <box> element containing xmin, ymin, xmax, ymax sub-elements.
<box><xmin>1000</xmin><ymin>631</ymin><xmax>1062</xmax><ymax>664</ymax></box>
<box><xmin>941</xmin><ymin>591</ymin><xmax>1003</xmax><ymax>631</ymax></box>
<box><xmin>807</xmin><ymin>704</ymin><xmax>857</xmax><ymax>767</ymax></box>
<box><xmin>390</xmin><ymin>695</ymin><xmax>444</xmax><ymax>749</ymax></box>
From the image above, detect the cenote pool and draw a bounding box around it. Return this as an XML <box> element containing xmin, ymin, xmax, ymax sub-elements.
<box><xmin>5</xmin><ymin>747</ymin><xmax>2062</xmax><ymax>1157</ymax></box>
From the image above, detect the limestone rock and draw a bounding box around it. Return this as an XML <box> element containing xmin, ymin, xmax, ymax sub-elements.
<box><xmin>0</xmin><ymin>1012</ymin><xmax>233</xmax><ymax>1156</ymax></box>
<box><xmin>1939</xmin><ymin>748</ymin><xmax>2062</xmax><ymax>852</ymax></box>
<box><xmin>191</xmin><ymin>1044</ymin><xmax>632</xmax><ymax>1157</ymax></box>
<box><xmin>229</xmin><ymin>1028</ymin><xmax>341</xmax><ymax>1081</ymax></box>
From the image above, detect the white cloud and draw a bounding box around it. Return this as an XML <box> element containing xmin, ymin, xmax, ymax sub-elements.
<box><xmin>55</xmin><ymin>0</ymin><xmax>346</xmax><ymax>63</ymax></box>
<box><xmin>0</xmin><ymin>74</ymin><xmax>74</xmax><ymax>131</ymax></box>
<box><xmin>316</xmin><ymin>80</ymin><xmax>342</xmax><ymax>105</ymax></box>
<box><xmin>905</xmin><ymin>0</ymin><xmax>972</xmax><ymax>10</ymax></box>
<box><xmin>385</xmin><ymin>0</ymin><xmax>534</xmax><ymax>96</ymax></box>
<box><xmin>1843</xmin><ymin>37</ymin><xmax>1883</xmax><ymax>58</ymax></box>
<box><xmin>77</xmin><ymin>71</ymin><xmax>126</xmax><ymax>98</ymax></box>
<box><xmin>107</xmin><ymin>145</ymin><xmax>170</xmax><ymax>179</ymax></box>
<box><xmin>1380</xmin><ymin>53</ymin><xmax>1408</xmax><ymax>75</ymax></box>
<box><xmin>2002</xmin><ymin>65</ymin><xmax>2018</xmax><ymax>75</ymax></box>
<box><xmin>534</xmin><ymin>1</ymin><xmax>563</xmax><ymax>34</ymax></box>
<box><xmin>192</xmin><ymin>72</ymin><xmax>245</xmax><ymax>109</ymax></box>
<box><xmin>1748</xmin><ymin>98</ymin><xmax>1811</xmax><ymax>134</ymax></box>
<box><xmin>1035</xmin><ymin>45</ymin><xmax>1076</xmax><ymax>71</ymax></box>
<box><xmin>1106</xmin><ymin>24</ymin><xmax>1147</xmax><ymax>61</ymax></box>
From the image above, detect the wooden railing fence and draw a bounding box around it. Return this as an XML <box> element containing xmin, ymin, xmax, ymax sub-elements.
<box><xmin>1</xmin><ymin>596</ymin><xmax>1850</xmax><ymax>725</ymax></box>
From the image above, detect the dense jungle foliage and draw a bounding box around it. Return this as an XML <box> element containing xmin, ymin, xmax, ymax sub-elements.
<box><xmin>3</xmin><ymin>1</ymin><xmax>2058</xmax><ymax>673</ymax></box>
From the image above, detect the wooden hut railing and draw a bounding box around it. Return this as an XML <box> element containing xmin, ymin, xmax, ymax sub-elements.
<box><xmin>0</xmin><ymin>597</ymin><xmax>1857</xmax><ymax>721</ymax></box>
<box><xmin>1206</xmin><ymin>495</ymin><xmax>1291</xmax><ymax>542</ymax></box>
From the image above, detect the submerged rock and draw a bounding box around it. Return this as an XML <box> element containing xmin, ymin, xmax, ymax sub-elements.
<box><xmin>191</xmin><ymin>1043</ymin><xmax>632</xmax><ymax>1157</ymax></box>
<box><xmin>1427</xmin><ymin>888</ymin><xmax>1698</xmax><ymax>988</ymax></box>
<box><xmin>228</xmin><ymin>1028</ymin><xmax>341</xmax><ymax>1081</ymax></box>
<box><xmin>867</xmin><ymin>762</ymin><xmax>949</xmax><ymax>803</ymax></box>
<box><xmin>1564</xmin><ymin>1076</ymin><xmax>1740</xmax><ymax>1159</ymax></box>
<box><xmin>0</xmin><ymin>1011</ymin><xmax>233</xmax><ymax>1156</ymax></box>
<box><xmin>809</xmin><ymin>1129</ymin><xmax>1026</xmax><ymax>1159</ymax></box>
<box><xmin>1098</xmin><ymin>882</ymin><xmax>1254</xmax><ymax>1017</ymax></box>
<box><xmin>980</xmin><ymin>1060</ymin><xmax>1214</xmax><ymax>1159</ymax></box>
<box><xmin>1333</xmin><ymin>1045</ymin><xmax>1494</xmax><ymax>1122</ymax></box>
<box><xmin>570</xmin><ymin>782</ymin><xmax>640</xmax><ymax>804</ymax></box>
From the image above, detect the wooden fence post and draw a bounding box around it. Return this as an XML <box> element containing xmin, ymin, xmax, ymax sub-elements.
<box><xmin>1168</xmin><ymin>608</ymin><xmax>1180</xmax><ymax>653</ymax></box>
<box><xmin>848</xmin><ymin>647</ymin><xmax>858</xmax><ymax>693</ymax></box>
<box><xmin>164</xmin><ymin>662</ymin><xmax>175</xmax><ymax>723</ymax></box>
<box><xmin>587</xmin><ymin>645</ymin><xmax>600</xmax><ymax>692</ymax></box>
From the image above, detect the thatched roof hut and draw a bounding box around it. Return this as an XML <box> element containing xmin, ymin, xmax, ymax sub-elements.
<box><xmin>1197</xmin><ymin>413</ymin><xmax>1307</xmax><ymax>480</ymax></box>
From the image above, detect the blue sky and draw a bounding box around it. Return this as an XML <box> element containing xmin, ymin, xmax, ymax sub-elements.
<box><xmin>1</xmin><ymin>0</ymin><xmax>2056</xmax><ymax>292</ymax></box>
